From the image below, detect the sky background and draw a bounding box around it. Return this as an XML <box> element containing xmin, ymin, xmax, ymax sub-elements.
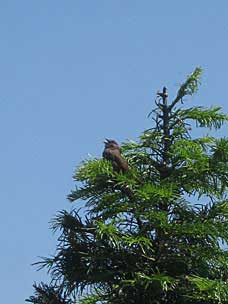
<box><xmin>1</xmin><ymin>1</ymin><xmax>228</xmax><ymax>302</ymax></box>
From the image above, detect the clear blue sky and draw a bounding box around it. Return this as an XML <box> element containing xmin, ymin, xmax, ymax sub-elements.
<box><xmin>1</xmin><ymin>1</ymin><xmax>228</xmax><ymax>302</ymax></box>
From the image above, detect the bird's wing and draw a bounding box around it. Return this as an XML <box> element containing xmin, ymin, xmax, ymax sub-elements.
<box><xmin>103</xmin><ymin>148</ymin><xmax>128</xmax><ymax>172</ymax></box>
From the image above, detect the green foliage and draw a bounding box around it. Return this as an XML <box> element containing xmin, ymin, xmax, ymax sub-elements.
<box><xmin>172</xmin><ymin>67</ymin><xmax>202</xmax><ymax>106</ymax></box>
<box><xmin>187</xmin><ymin>275</ymin><xmax>228</xmax><ymax>303</ymax></box>
<box><xmin>26</xmin><ymin>283</ymin><xmax>70</xmax><ymax>304</ymax></box>
<box><xmin>28</xmin><ymin>68</ymin><xmax>228</xmax><ymax>304</ymax></box>
<box><xmin>179</xmin><ymin>106</ymin><xmax>228</xmax><ymax>129</ymax></box>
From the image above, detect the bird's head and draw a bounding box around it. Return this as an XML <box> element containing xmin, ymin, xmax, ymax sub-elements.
<box><xmin>104</xmin><ymin>139</ymin><xmax>120</xmax><ymax>149</ymax></box>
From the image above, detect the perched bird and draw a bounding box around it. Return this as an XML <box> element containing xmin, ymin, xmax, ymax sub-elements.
<box><xmin>103</xmin><ymin>139</ymin><xmax>135</xmax><ymax>201</ymax></box>
<box><xmin>103</xmin><ymin>139</ymin><xmax>129</xmax><ymax>173</ymax></box>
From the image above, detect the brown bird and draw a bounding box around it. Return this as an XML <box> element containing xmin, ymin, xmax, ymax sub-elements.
<box><xmin>103</xmin><ymin>139</ymin><xmax>129</xmax><ymax>173</ymax></box>
<box><xmin>103</xmin><ymin>139</ymin><xmax>135</xmax><ymax>201</ymax></box>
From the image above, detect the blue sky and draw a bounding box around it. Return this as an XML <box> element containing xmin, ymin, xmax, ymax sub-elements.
<box><xmin>1</xmin><ymin>1</ymin><xmax>228</xmax><ymax>302</ymax></box>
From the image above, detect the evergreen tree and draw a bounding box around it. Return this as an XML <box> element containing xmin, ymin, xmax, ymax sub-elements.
<box><xmin>27</xmin><ymin>68</ymin><xmax>228</xmax><ymax>304</ymax></box>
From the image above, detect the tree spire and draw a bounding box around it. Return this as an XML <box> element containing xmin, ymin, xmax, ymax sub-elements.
<box><xmin>27</xmin><ymin>68</ymin><xmax>228</xmax><ymax>304</ymax></box>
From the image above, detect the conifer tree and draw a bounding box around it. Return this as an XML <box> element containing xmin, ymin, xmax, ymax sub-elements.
<box><xmin>27</xmin><ymin>68</ymin><xmax>228</xmax><ymax>304</ymax></box>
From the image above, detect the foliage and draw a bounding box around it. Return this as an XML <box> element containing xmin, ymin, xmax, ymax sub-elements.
<box><xmin>27</xmin><ymin>68</ymin><xmax>228</xmax><ymax>303</ymax></box>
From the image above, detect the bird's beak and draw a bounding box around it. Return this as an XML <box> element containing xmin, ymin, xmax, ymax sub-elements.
<box><xmin>104</xmin><ymin>138</ymin><xmax>110</xmax><ymax>144</ymax></box>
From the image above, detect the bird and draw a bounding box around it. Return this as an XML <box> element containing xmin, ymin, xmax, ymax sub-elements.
<box><xmin>103</xmin><ymin>139</ymin><xmax>133</xmax><ymax>199</ymax></box>
<box><xmin>103</xmin><ymin>139</ymin><xmax>129</xmax><ymax>173</ymax></box>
